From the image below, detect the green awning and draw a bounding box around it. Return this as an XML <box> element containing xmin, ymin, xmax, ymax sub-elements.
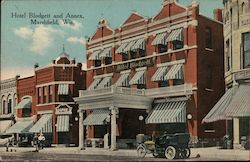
<box><xmin>15</xmin><ymin>98</ymin><xmax>31</xmax><ymax>109</ymax></box>
<box><xmin>29</xmin><ymin>114</ymin><xmax>52</xmax><ymax>133</ymax></box>
<box><xmin>56</xmin><ymin>115</ymin><xmax>70</xmax><ymax>132</ymax></box>
<box><xmin>5</xmin><ymin>120</ymin><xmax>33</xmax><ymax>134</ymax></box>
<box><xmin>83</xmin><ymin>109</ymin><xmax>110</xmax><ymax>125</ymax></box>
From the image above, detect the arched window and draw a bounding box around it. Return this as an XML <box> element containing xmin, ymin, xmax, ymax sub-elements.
<box><xmin>13</xmin><ymin>93</ymin><xmax>17</xmax><ymax>110</ymax></box>
<box><xmin>7</xmin><ymin>95</ymin><xmax>12</xmax><ymax>114</ymax></box>
<box><xmin>2</xmin><ymin>100</ymin><xmax>6</xmax><ymax>114</ymax></box>
<box><xmin>242</xmin><ymin>2</ymin><xmax>245</xmax><ymax>14</ymax></box>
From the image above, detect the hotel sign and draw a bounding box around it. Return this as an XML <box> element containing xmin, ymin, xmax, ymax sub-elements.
<box><xmin>115</xmin><ymin>58</ymin><xmax>155</xmax><ymax>72</ymax></box>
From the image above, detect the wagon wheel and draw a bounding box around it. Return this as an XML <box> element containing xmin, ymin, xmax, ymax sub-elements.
<box><xmin>137</xmin><ymin>145</ymin><xmax>147</xmax><ymax>158</ymax></box>
<box><xmin>165</xmin><ymin>146</ymin><xmax>176</xmax><ymax>160</ymax></box>
<box><xmin>184</xmin><ymin>148</ymin><xmax>191</xmax><ymax>158</ymax></box>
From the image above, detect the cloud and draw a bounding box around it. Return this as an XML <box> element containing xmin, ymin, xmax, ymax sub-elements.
<box><xmin>59</xmin><ymin>20</ymin><xmax>82</xmax><ymax>30</ymax></box>
<box><xmin>14</xmin><ymin>27</ymin><xmax>33</xmax><ymax>39</ymax></box>
<box><xmin>1</xmin><ymin>66</ymin><xmax>34</xmax><ymax>80</ymax></box>
<box><xmin>14</xmin><ymin>25</ymin><xmax>64</xmax><ymax>55</ymax></box>
<box><xmin>67</xmin><ymin>36</ymin><xmax>86</xmax><ymax>45</ymax></box>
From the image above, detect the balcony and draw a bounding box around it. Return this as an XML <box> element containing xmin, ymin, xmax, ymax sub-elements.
<box><xmin>234</xmin><ymin>68</ymin><xmax>250</xmax><ymax>81</ymax></box>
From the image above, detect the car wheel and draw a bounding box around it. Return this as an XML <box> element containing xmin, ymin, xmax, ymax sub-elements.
<box><xmin>137</xmin><ymin>146</ymin><xmax>146</xmax><ymax>158</ymax></box>
<box><xmin>165</xmin><ymin>146</ymin><xmax>176</xmax><ymax>160</ymax></box>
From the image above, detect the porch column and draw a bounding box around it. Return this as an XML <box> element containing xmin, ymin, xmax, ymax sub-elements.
<box><xmin>79</xmin><ymin>110</ymin><xmax>85</xmax><ymax>150</ymax></box>
<box><xmin>233</xmin><ymin>118</ymin><xmax>240</xmax><ymax>145</ymax></box>
<box><xmin>110</xmin><ymin>106</ymin><xmax>117</xmax><ymax>151</ymax></box>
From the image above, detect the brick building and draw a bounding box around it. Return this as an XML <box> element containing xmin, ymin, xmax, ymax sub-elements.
<box><xmin>6</xmin><ymin>51</ymin><xmax>86</xmax><ymax>146</ymax></box>
<box><xmin>75</xmin><ymin>0</ymin><xmax>225</xmax><ymax>150</ymax></box>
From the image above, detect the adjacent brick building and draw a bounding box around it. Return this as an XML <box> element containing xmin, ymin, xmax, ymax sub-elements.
<box><xmin>75</xmin><ymin>0</ymin><xmax>225</xmax><ymax>150</ymax></box>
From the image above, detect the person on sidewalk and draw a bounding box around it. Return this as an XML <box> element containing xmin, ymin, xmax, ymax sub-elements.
<box><xmin>33</xmin><ymin>133</ymin><xmax>39</xmax><ymax>152</ymax></box>
<box><xmin>38</xmin><ymin>132</ymin><xmax>45</xmax><ymax>149</ymax></box>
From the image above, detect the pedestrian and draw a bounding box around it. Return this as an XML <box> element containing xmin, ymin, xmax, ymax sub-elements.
<box><xmin>38</xmin><ymin>132</ymin><xmax>45</xmax><ymax>149</ymax></box>
<box><xmin>33</xmin><ymin>133</ymin><xmax>39</xmax><ymax>152</ymax></box>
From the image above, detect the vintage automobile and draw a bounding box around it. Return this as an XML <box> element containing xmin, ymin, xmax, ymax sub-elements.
<box><xmin>137</xmin><ymin>133</ymin><xmax>191</xmax><ymax>160</ymax></box>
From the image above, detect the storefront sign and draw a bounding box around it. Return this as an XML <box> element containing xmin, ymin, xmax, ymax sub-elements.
<box><xmin>55</xmin><ymin>105</ymin><xmax>72</xmax><ymax>115</ymax></box>
<box><xmin>115</xmin><ymin>58</ymin><xmax>154</xmax><ymax>72</ymax></box>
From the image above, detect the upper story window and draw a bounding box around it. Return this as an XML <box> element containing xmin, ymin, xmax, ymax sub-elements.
<box><xmin>38</xmin><ymin>87</ymin><xmax>41</xmax><ymax>104</ymax></box>
<box><xmin>226</xmin><ymin>39</ymin><xmax>232</xmax><ymax>71</ymax></box>
<box><xmin>43</xmin><ymin>87</ymin><xmax>47</xmax><ymax>103</ymax></box>
<box><xmin>88</xmin><ymin>50</ymin><xmax>101</xmax><ymax>67</ymax></box>
<box><xmin>99</xmin><ymin>47</ymin><xmax>112</xmax><ymax>65</ymax></box>
<box><xmin>7</xmin><ymin>96</ymin><xmax>12</xmax><ymax>114</ymax></box>
<box><xmin>241</xmin><ymin>2</ymin><xmax>245</xmax><ymax>14</ymax></box>
<box><xmin>205</xmin><ymin>27</ymin><xmax>212</xmax><ymax>49</ymax></box>
<box><xmin>49</xmin><ymin>85</ymin><xmax>53</xmax><ymax>103</ymax></box>
<box><xmin>2</xmin><ymin>100</ymin><xmax>6</xmax><ymax>114</ymax></box>
<box><xmin>242</xmin><ymin>32</ymin><xmax>250</xmax><ymax>69</ymax></box>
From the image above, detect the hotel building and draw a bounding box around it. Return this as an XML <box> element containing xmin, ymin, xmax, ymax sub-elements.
<box><xmin>75</xmin><ymin>0</ymin><xmax>225</xmax><ymax>150</ymax></box>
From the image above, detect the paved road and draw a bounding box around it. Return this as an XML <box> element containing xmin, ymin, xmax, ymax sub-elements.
<box><xmin>0</xmin><ymin>146</ymin><xmax>249</xmax><ymax>161</ymax></box>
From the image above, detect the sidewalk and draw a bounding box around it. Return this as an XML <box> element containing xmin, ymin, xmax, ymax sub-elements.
<box><xmin>0</xmin><ymin>146</ymin><xmax>249</xmax><ymax>160</ymax></box>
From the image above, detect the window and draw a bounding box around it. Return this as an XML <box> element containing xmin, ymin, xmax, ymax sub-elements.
<box><xmin>104</xmin><ymin>57</ymin><xmax>112</xmax><ymax>65</ymax></box>
<box><xmin>242</xmin><ymin>32</ymin><xmax>250</xmax><ymax>69</ymax></box>
<box><xmin>2</xmin><ymin>100</ymin><xmax>6</xmax><ymax>114</ymax></box>
<box><xmin>130</xmin><ymin>51</ymin><xmax>137</xmax><ymax>59</ymax></box>
<box><xmin>38</xmin><ymin>88</ymin><xmax>41</xmax><ymax>104</ymax></box>
<box><xmin>173</xmin><ymin>40</ymin><xmax>184</xmax><ymax>50</ymax></box>
<box><xmin>226</xmin><ymin>39</ymin><xmax>232</xmax><ymax>71</ymax></box>
<box><xmin>22</xmin><ymin>109</ymin><xmax>31</xmax><ymax>117</ymax></box>
<box><xmin>94</xmin><ymin>60</ymin><xmax>101</xmax><ymax>67</ymax></box>
<box><xmin>137</xmin><ymin>84</ymin><xmax>146</xmax><ymax>89</ymax></box>
<box><xmin>204</xmin><ymin>123</ymin><xmax>214</xmax><ymax>132</ymax></box>
<box><xmin>49</xmin><ymin>85</ymin><xmax>53</xmax><ymax>103</ymax></box>
<box><xmin>206</xmin><ymin>65</ymin><xmax>213</xmax><ymax>89</ymax></box>
<box><xmin>8</xmin><ymin>98</ymin><xmax>12</xmax><ymax>114</ymax></box>
<box><xmin>43</xmin><ymin>87</ymin><xmax>47</xmax><ymax>103</ymax></box>
<box><xmin>157</xmin><ymin>44</ymin><xmax>168</xmax><ymax>53</ymax></box>
<box><xmin>158</xmin><ymin>80</ymin><xmax>169</xmax><ymax>87</ymax></box>
<box><xmin>205</xmin><ymin>27</ymin><xmax>212</xmax><ymax>49</ymax></box>
<box><xmin>241</xmin><ymin>2</ymin><xmax>245</xmax><ymax>14</ymax></box>
<box><xmin>173</xmin><ymin>79</ymin><xmax>184</xmax><ymax>86</ymax></box>
<box><xmin>122</xmin><ymin>53</ymin><xmax>129</xmax><ymax>61</ymax></box>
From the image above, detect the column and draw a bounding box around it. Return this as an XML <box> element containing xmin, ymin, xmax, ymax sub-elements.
<box><xmin>233</xmin><ymin>118</ymin><xmax>240</xmax><ymax>145</ymax></box>
<box><xmin>79</xmin><ymin>110</ymin><xmax>85</xmax><ymax>150</ymax></box>
<box><xmin>110</xmin><ymin>106</ymin><xmax>117</xmax><ymax>151</ymax></box>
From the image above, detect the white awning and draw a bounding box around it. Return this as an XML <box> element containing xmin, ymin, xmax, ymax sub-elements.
<box><xmin>5</xmin><ymin>120</ymin><xmax>33</xmax><ymax>134</ymax></box>
<box><xmin>58</xmin><ymin>84</ymin><xmax>69</xmax><ymax>95</ymax></box>
<box><xmin>151</xmin><ymin>66</ymin><xmax>168</xmax><ymax>81</ymax></box>
<box><xmin>202</xmin><ymin>87</ymin><xmax>235</xmax><ymax>123</ymax></box>
<box><xmin>29</xmin><ymin>114</ymin><xmax>52</xmax><ymax>133</ymax></box>
<box><xmin>56</xmin><ymin>115</ymin><xmax>70</xmax><ymax>132</ymax></box>
<box><xmin>123</xmin><ymin>40</ymin><xmax>136</xmax><ymax>52</ymax></box>
<box><xmin>152</xmin><ymin>33</ymin><xmax>168</xmax><ymax>45</ymax></box>
<box><xmin>88</xmin><ymin>78</ymin><xmax>102</xmax><ymax>90</ymax></box>
<box><xmin>115</xmin><ymin>73</ymin><xmax>130</xmax><ymax>87</ymax></box>
<box><xmin>166</xmin><ymin>28</ymin><xmax>183</xmax><ymax>42</ymax></box>
<box><xmin>0</xmin><ymin>120</ymin><xmax>13</xmax><ymax>134</ymax></box>
<box><xmin>131</xmin><ymin>38</ymin><xmax>145</xmax><ymax>51</ymax></box>
<box><xmin>164</xmin><ymin>64</ymin><xmax>183</xmax><ymax>80</ymax></box>
<box><xmin>225</xmin><ymin>84</ymin><xmax>250</xmax><ymax>117</ymax></box>
<box><xmin>129</xmin><ymin>70</ymin><xmax>146</xmax><ymax>85</ymax></box>
<box><xmin>99</xmin><ymin>47</ymin><xmax>112</xmax><ymax>58</ymax></box>
<box><xmin>88</xmin><ymin>50</ymin><xmax>100</xmax><ymax>60</ymax></box>
<box><xmin>146</xmin><ymin>100</ymin><xmax>186</xmax><ymax>124</ymax></box>
<box><xmin>96</xmin><ymin>76</ymin><xmax>112</xmax><ymax>89</ymax></box>
<box><xmin>116</xmin><ymin>42</ymin><xmax>129</xmax><ymax>54</ymax></box>
<box><xmin>15</xmin><ymin>98</ymin><xmax>31</xmax><ymax>109</ymax></box>
<box><xmin>83</xmin><ymin>109</ymin><xmax>110</xmax><ymax>125</ymax></box>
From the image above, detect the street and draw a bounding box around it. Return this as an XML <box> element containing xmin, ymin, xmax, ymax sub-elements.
<box><xmin>0</xmin><ymin>147</ymin><xmax>249</xmax><ymax>161</ymax></box>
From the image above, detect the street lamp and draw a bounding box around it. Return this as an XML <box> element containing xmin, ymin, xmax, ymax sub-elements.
<box><xmin>139</xmin><ymin>115</ymin><xmax>144</xmax><ymax>134</ymax></box>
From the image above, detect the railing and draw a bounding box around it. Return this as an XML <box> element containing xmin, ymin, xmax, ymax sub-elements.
<box><xmin>79</xmin><ymin>84</ymin><xmax>193</xmax><ymax>98</ymax></box>
<box><xmin>233</xmin><ymin>68</ymin><xmax>250</xmax><ymax>81</ymax></box>
<box><xmin>146</xmin><ymin>84</ymin><xmax>193</xmax><ymax>98</ymax></box>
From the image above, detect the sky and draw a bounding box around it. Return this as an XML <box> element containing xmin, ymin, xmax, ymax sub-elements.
<box><xmin>1</xmin><ymin>0</ymin><xmax>224</xmax><ymax>80</ymax></box>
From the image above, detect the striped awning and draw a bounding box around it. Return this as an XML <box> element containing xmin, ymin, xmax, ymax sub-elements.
<box><xmin>146</xmin><ymin>100</ymin><xmax>186</xmax><ymax>124</ymax></box>
<box><xmin>224</xmin><ymin>84</ymin><xmax>250</xmax><ymax>117</ymax></box>
<box><xmin>116</xmin><ymin>42</ymin><xmax>129</xmax><ymax>54</ymax></box>
<box><xmin>15</xmin><ymin>98</ymin><xmax>31</xmax><ymax>109</ymax></box>
<box><xmin>129</xmin><ymin>70</ymin><xmax>146</xmax><ymax>85</ymax></box>
<box><xmin>164</xmin><ymin>64</ymin><xmax>183</xmax><ymax>80</ymax></box>
<box><xmin>56</xmin><ymin>115</ymin><xmax>70</xmax><ymax>132</ymax></box>
<box><xmin>6</xmin><ymin>120</ymin><xmax>33</xmax><ymax>134</ymax></box>
<box><xmin>115</xmin><ymin>73</ymin><xmax>130</xmax><ymax>87</ymax></box>
<box><xmin>151</xmin><ymin>66</ymin><xmax>168</xmax><ymax>81</ymax></box>
<box><xmin>202</xmin><ymin>87</ymin><xmax>235</xmax><ymax>123</ymax></box>
<box><xmin>83</xmin><ymin>109</ymin><xmax>110</xmax><ymax>125</ymax></box>
<box><xmin>99</xmin><ymin>47</ymin><xmax>112</xmax><ymax>58</ymax></box>
<box><xmin>166</xmin><ymin>28</ymin><xmax>183</xmax><ymax>42</ymax></box>
<box><xmin>152</xmin><ymin>33</ymin><xmax>167</xmax><ymax>45</ymax></box>
<box><xmin>58</xmin><ymin>84</ymin><xmax>69</xmax><ymax>95</ymax></box>
<box><xmin>96</xmin><ymin>76</ymin><xmax>112</xmax><ymax>89</ymax></box>
<box><xmin>88</xmin><ymin>78</ymin><xmax>102</xmax><ymax>90</ymax></box>
<box><xmin>89</xmin><ymin>50</ymin><xmax>100</xmax><ymax>60</ymax></box>
<box><xmin>123</xmin><ymin>40</ymin><xmax>136</xmax><ymax>52</ymax></box>
<box><xmin>131</xmin><ymin>38</ymin><xmax>145</xmax><ymax>51</ymax></box>
<box><xmin>29</xmin><ymin>114</ymin><xmax>52</xmax><ymax>133</ymax></box>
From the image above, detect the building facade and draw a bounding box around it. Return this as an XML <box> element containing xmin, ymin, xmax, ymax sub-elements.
<box><xmin>75</xmin><ymin>0</ymin><xmax>225</xmax><ymax>150</ymax></box>
<box><xmin>5</xmin><ymin>52</ymin><xmax>86</xmax><ymax>146</ymax></box>
<box><xmin>0</xmin><ymin>76</ymin><xmax>18</xmax><ymax>134</ymax></box>
<box><xmin>204</xmin><ymin>0</ymin><xmax>250</xmax><ymax>148</ymax></box>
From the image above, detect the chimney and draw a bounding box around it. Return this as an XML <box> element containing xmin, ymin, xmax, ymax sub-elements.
<box><xmin>34</xmin><ymin>63</ymin><xmax>39</xmax><ymax>68</ymax></box>
<box><xmin>71</xmin><ymin>58</ymin><xmax>76</xmax><ymax>64</ymax></box>
<box><xmin>214</xmin><ymin>9</ymin><xmax>223</xmax><ymax>22</ymax></box>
